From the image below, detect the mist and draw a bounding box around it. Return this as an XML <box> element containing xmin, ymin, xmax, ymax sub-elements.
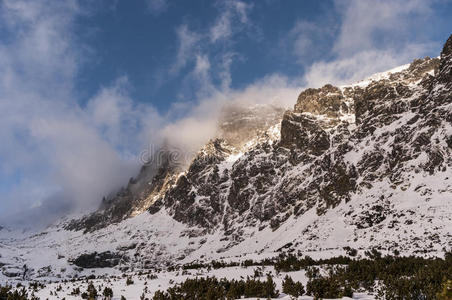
<box><xmin>0</xmin><ymin>0</ymin><xmax>444</xmax><ymax>229</ymax></box>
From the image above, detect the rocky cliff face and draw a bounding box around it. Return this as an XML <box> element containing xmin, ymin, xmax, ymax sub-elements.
<box><xmin>66</xmin><ymin>103</ymin><xmax>285</xmax><ymax>232</ymax></box>
<box><xmin>144</xmin><ymin>52</ymin><xmax>447</xmax><ymax>237</ymax></box>
<box><xmin>65</xmin><ymin>149</ymin><xmax>183</xmax><ymax>232</ymax></box>
<box><xmin>53</xmin><ymin>35</ymin><xmax>452</xmax><ymax>271</ymax></box>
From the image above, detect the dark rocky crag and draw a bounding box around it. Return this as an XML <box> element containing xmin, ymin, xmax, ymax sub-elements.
<box><xmin>66</xmin><ymin>104</ymin><xmax>285</xmax><ymax>232</ymax></box>
<box><xmin>147</xmin><ymin>54</ymin><xmax>445</xmax><ymax>233</ymax></box>
<box><xmin>65</xmin><ymin>149</ymin><xmax>183</xmax><ymax>232</ymax></box>
<box><xmin>66</xmin><ymin>35</ymin><xmax>451</xmax><ymax>256</ymax></box>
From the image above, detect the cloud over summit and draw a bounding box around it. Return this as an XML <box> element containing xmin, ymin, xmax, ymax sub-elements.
<box><xmin>0</xmin><ymin>0</ymin><xmax>449</xmax><ymax>228</ymax></box>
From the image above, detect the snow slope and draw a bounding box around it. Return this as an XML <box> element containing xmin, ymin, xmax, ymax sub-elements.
<box><xmin>1</xmin><ymin>38</ymin><xmax>452</xmax><ymax>300</ymax></box>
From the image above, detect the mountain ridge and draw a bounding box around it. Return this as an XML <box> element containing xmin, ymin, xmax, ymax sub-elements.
<box><xmin>1</xmin><ymin>35</ymin><xmax>451</xmax><ymax>283</ymax></box>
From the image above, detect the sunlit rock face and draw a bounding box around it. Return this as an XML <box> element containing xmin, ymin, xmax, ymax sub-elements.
<box><xmin>71</xmin><ymin>47</ymin><xmax>447</xmax><ymax>236</ymax></box>
<box><xmin>51</xmin><ymin>36</ymin><xmax>452</xmax><ymax>273</ymax></box>
<box><xmin>146</xmin><ymin>51</ymin><xmax>447</xmax><ymax>237</ymax></box>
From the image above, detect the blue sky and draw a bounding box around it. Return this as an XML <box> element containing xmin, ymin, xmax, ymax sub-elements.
<box><xmin>0</xmin><ymin>0</ymin><xmax>451</xmax><ymax>226</ymax></box>
<box><xmin>73</xmin><ymin>0</ymin><xmax>452</xmax><ymax>112</ymax></box>
<box><xmin>74</xmin><ymin>0</ymin><xmax>333</xmax><ymax>111</ymax></box>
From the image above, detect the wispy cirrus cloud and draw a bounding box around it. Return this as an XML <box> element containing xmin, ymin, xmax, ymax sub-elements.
<box><xmin>293</xmin><ymin>0</ymin><xmax>440</xmax><ymax>87</ymax></box>
<box><xmin>332</xmin><ymin>0</ymin><xmax>434</xmax><ymax>57</ymax></box>
<box><xmin>282</xmin><ymin>19</ymin><xmax>336</xmax><ymax>65</ymax></box>
<box><xmin>1</xmin><ymin>0</ymin><xmax>448</xmax><ymax>229</ymax></box>
<box><xmin>170</xmin><ymin>24</ymin><xmax>202</xmax><ymax>75</ymax></box>
<box><xmin>0</xmin><ymin>0</ymin><xmax>162</xmax><ymax>227</ymax></box>
<box><xmin>169</xmin><ymin>0</ymin><xmax>253</xmax><ymax>101</ymax></box>
<box><xmin>0</xmin><ymin>0</ymin><xmax>292</xmax><ymax>228</ymax></box>
<box><xmin>145</xmin><ymin>0</ymin><xmax>168</xmax><ymax>15</ymax></box>
<box><xmin>209</xmin><ymin>0</ymin><xmax>252</xmax><ymax>42</ymax></box>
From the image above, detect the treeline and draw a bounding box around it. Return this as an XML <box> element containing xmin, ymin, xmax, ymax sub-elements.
<box><xmin>272</xmin><ymin>253</ymin><xmax>352</xmax><ymax>272</ymax></box>
<box><xmin>304</xmin><ymin>252</ymin><xmax>452</xmax><ymax>299</ymax></box>
<box><xmin>152</xmin><ymin>275</ymin><xmax>279</xmax><ymax>300</ymax></box>
<box><xmin>180</xmin><ymin>253</ymin><xmax>352</xmax><ymax>271</ymax></box>
<box><xmin>164</xmin><ymin>251</ymin><xmax>452</xmax><ymax>299</ymax></box>
<box><xmin>0</xmin><ymin>285</ymin><xmax>38</xmax><ymax>300</ymax></box>
<box><xmin>2</xmin><ymin>251</ymin><xmax>451</xmax><ymax>299</ymax></box>
<box><xmin>181</xmin><ymin>260</ymin><xmax>240</xmax><ymax>270</ymax></box>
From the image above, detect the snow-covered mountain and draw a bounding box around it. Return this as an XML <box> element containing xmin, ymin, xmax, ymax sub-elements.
<box><xmin>1</xmin><ymin>35</ymin><xmax>451</xmax><ymax>289</ymax></box>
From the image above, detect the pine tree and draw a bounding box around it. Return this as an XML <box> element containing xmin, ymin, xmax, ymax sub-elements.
<box><xmin>264</xmin><ymin>274</ymin><xmax>278</xmax><ymax>298</ymax></box>
<box><xmin>85</xmin><ymin>282</ymin><xmax>97</xmax><ymax>300</ymax></box>
<box><xmin>437</xmin><ymin>279</ymin><xmax>452</xmax><ymax>300</ymax></box>
<box><xmin>152</xmin><ymin>290</ymin><xmax>170</xmax><ymax>300</ymax></box>
<box><xmin>103</xmin><ymin>286</ymin><xmax>113</xmax><ymax>299</ymax></box>
<box><xmin>126</xmin><ymin>277</ymin><xmax>134</xmax><ymax>285</ymax></box>
<box><xmin>282</xmin><ymin>275</ymin><xmax>305</xmax><ymax>297</ymax></box>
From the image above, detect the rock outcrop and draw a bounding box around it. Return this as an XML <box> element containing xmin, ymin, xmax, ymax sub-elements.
<box><xmin>59</xmin><ymin>35</ymin><xmax>452</xmax><ymax>268</ymax></box>
<box><xmin>142</xmin><ymin>48</ymin><xmax>448</xmax><ymax>243</ymax></box>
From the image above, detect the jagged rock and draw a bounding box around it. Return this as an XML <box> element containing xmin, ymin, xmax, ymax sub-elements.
<box><xmin>2</xmin><ymin>268</ymin><xmax>21</xmax><ymax>278</ymax></box>
<box><xmin>153</xmin><ymin>139</ymin><xmax>235</xmax><ymax>229</ymax></box>
<box><xmin>145</xmin><ymin>47</ymin><xmax>448</xmax><ymax>236</ymax></box>
<box><xmin>218</xmin><ymin>103</ymin><xmax>285</xmax><ymax>148</ymax></box>
<box><xmin>438</xmin><ymin>34</ymin><xmax>452</xmax><ymax>84</ymax></box>
<box><xmin>280</xmin><ymin>111</ymin><xmax>330</xmax><ymax>155</ymax></box>
<box><xmin>294</xmin><ymin>84</ymin><xmax>344</xmax><ymax>117</ymax></box>
<box><xmin>65</xmin><ymin>149</ymin><xmax>181</xmax><ymax>232</ymax></box>
<box><xmin>70</xmin><ymin>48</ymin><xmax>447</xmax><ymax>238</ymax></box>
<box><xmin>71</xmin><ymin>251</ymin><xmax>123</xmax><ymax>268</ymax></box>
<box><xmin>55</xmin><ymin>35</ymin><xmax>452</xmax><ymax>271</ymax></box>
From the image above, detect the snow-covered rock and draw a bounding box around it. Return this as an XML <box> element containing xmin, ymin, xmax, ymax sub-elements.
<box><xmin>1</xmin><ymin>36</ymin><xmax>452</xmax><ymax>290</ymax></box>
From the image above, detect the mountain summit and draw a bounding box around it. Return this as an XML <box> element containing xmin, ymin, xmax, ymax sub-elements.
<box><xmin>1</xmin><ymin>35</ymin><xmax>451</xmax><ymax>283</ymax></box>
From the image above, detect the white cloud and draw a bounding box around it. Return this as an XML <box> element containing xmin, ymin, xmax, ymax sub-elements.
<box><xmin>170</xmin><ymin>24</ymin><xmax>201</xmax><ymax>75</ymax></box>
<box><xmin>193</xmin><ymin>54</ymin><xmax>211</xmax><ymax>75</ymax></box>
<box><xmin>168</xmin><ymin>0</ymin><xmax>254</xmax><ymax>103</ymax></box>
<box><xmin>0</xmin><ymin>0</ymin><xmax>162</xmax><ymax>226</ymax></box>
<box><xmin>218</xmin><ymin>52</ymin><xmax>236</xmax><ymax>91</ymax></box>
<box><xmin>210</xmin><ymin>0</ymin><xmax>252</xmax><ymax>42</ymax></box>
<box><xmin>0</xmin><ymin>0</ymin><xmax>79</xmax><ymax>99</ymax></box>
<box><xmin>333</xmin><ymin>0</ymin><xmax>433</xmax><ymax>56</ymax></box>
<box><xmin>28</xmin><ymin>114</ymin><xmax>137</xmax><ymax>211</ymax></box>
<box><xmin>86</xmin><ymin>77</ymin><xmax>163</xmax><ymax>153</ymax></box>
<box><xmin>210</xmin><ymin>13</ymin><xmax>233</xmax><ymax>43</ymax></box>
<box><xmin>0</xmin><ymin>0</ymin><xmax>295</xmax><ymax>228</ymax></box>
<box><xmin>145</xmin><ymin>0</ymin><xmax>168</xmax><ymax>15</ymax></box>
<box><xmin>1</xmin><ymin>0</ymin><xmax>446</xmax><ymax>228</ymax></box>
<box><xmin>298</xmin><ymin>0</ymin><xmax>440</xmax><ymax>87</ymax></box>
<box><xmin>285</xmin><ymin>20</ymin><xmax>335</xmax><ymax>65</ymax></box>
<box><xmin>303</xmin><ymin>44</ymin><xmax>434</xmax><ymax>87</ymax></box>
<box><xmin>158</xmin><ymin>73</ymin><xmax>300</xmax><ymax>158</ymax></box>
